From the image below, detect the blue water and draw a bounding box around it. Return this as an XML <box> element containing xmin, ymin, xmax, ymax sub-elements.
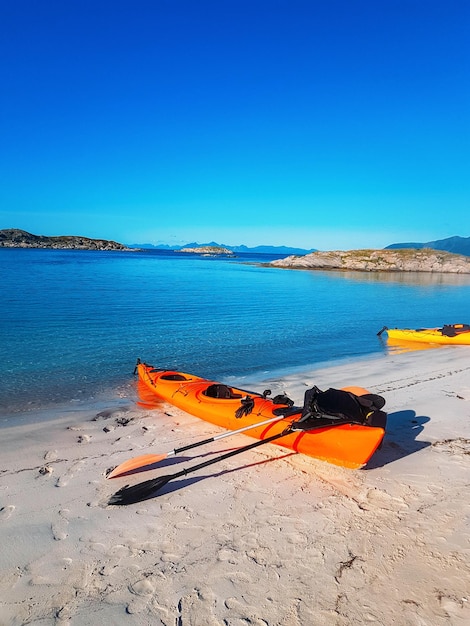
<box><xmin>2</xmin><ymin>247</ymin><xmax>470</xmax><ymax>416</ymax></box>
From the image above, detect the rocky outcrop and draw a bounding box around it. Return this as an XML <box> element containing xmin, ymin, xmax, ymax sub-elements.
<box><xmin>179</xmin><ymin>245</ymin><xmax>234</xmax><ymax>256</ymax></box>
<box><xmin>270</xmin><ymin>248</ymin><xmax>470</xmax><ymax>273</ymax></box>
<box><xmin>0</xmin><ymin>229</ymin><xmax>132</xmax><ymax>251</ymax></box>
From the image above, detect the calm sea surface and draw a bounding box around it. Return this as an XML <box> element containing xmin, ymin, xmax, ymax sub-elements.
<box><xmin>2</xmin><ymin>248</ymin><xmax>470</xmax><ymax>418</ymax></box>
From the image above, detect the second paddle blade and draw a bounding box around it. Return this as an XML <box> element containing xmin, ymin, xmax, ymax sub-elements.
<box><xmin>107</xmin><ymin>453</ymin><xmax>167</xmax><ymax>479</ymax></box>
<box><xmin>108</xmin><ymin>474</ymin><xmax>173</xmax><ymax>505</ymax></box>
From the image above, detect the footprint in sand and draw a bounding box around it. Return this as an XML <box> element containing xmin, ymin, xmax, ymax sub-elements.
<box><xmin>178</xmin><ymin>587</ymin><xmax>220</xmax><ymax>626</ymax></box>
<box><xmin>129</xmin><ymin>578</ymin><xmax>156</xmax><ymax>596</ymax></box>
<box><xmin>44</xmin><ymin>449</ymin><xmax>58</xmax><ymax>461</ymax></box>
<box><xmin>365</xmin><ymin>487</ymin><xmax>408</xmax><ymax>511</ymax></box>
<box><xmin>55</xmin><ymin>460</ymin><xmax>84</xmax><ymax>487</ymax></box>
<box><xmin>51</xmin><ymin>508</ymin><xmax>70</xmax><ymax>540</ymax></box>
<box><xmin>126</xmin><ymin>576</ymin><xmax>172</xmax><ymax>618</ymax></box>
<box><xmin>55</xmin><ymin>605</ymin><xmax>72</xmax><ymax>622</ymax></box>
<box><xmin>0</xmin><ymin>504</ymin><xmax>15</xmax><ymax>520</ymax></box>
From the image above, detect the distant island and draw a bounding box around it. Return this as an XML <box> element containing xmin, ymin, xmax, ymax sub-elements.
<box><xmin>0</xmin><ymin>229</ymin><xmax>131</xmax><ymax>251</ymax></box>
<box><xmin>0</xmin><ymin>230</ymin><xmax>311</xmax><ymax>256</ymax></box>
<box><xmin>270</xmin><ymin>248</ymin><xmax>470</xmax><ymax>274</ymax></box>
<box><xmin>179</xmin><ymin>245</ymin><xmax>234</xmax><ymax>256</ymax></box>
<box><xmin>129</xmin><ymin>241</ymin><xmax>316</xmax><ymax>255</ymax></box>
<box><xmin>2</xmin><ymin>229</ymin><xmax>470</xmax><ymax>273</ymax></box>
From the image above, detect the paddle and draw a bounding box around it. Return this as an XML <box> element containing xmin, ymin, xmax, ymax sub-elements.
<box><xmin>106</xmin><ymin>413</ymin><xmax>298</xmax><ymax>479</ymax></box>
<box><xmin>108</xmin><ymin>419</ymin><xmax>351</xmax><ymax>506</ymax></box>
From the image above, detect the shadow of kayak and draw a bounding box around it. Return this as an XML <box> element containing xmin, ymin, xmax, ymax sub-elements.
<box><xmin>365</xmin><ymin>409</ymin><xmax>430</xmax><ymax>469</ymax></box>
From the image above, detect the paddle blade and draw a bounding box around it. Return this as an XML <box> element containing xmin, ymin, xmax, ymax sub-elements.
<box><xmin>108</xmin><ymin>474</ymin><xmax>173</xmax><ymax>505</ymax></box>
<box><xmin>107</xmin><ymin>453</ymin><xmax>168</xmax><ymax>479</ymax></box>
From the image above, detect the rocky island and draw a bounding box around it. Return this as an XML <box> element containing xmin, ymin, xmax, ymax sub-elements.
<box><xmin>179</xmin><ymin>245</ymin><xmax>234</xmax><ymax>256</ymax></box>
<box><xmin>3</xmin><ymin>229</ymin><xmax>470</xmax><ymax>272</ymax></box>
<box><xmin>270</xmin><ymin>248</ymin><xmax>470</xmax><ymax>273</ymax></box>
<box><xmin>0</xmin><ymin>229</ymin><xmax>132</xmax><ymax>251</ymax></box>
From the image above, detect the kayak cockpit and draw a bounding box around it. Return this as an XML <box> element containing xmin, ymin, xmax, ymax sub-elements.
<box><xmin>159</xmin><ymin>373</ymin><xmax>189</xmax><ymax>381</ymax></box>
<box><xmin>202</xmin><ymin>383</ymin><xmax>243</xmax><ymax>400</ymax></box>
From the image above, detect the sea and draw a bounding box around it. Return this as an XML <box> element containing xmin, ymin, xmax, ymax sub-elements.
<box><xmin>2</xmin><ymin>247</ymin><xmax>470</xmax><ymax>422</ymax></box>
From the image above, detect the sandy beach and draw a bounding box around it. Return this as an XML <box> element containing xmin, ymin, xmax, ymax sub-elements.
<box><xmin>1</xmin><ymin>346</ymin><xmax>470</xmax><ymax>625</ymax></box>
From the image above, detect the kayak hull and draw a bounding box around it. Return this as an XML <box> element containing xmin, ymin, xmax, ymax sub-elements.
<box><xmin>137</xmin><ymin>363</ymin><xmax>385</xmax><ymax>469</ymax></box>
<box><xmin>386</xmin><ymin>327</ymin><xmax>470</xmax><ymax>345</ymax></box>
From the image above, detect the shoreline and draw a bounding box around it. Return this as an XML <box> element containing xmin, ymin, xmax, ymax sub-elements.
<box><xmin>0</xmin><ymin>342</ymin><xmax>415</xmax><ymax>427</ymax></box>
<box><xmin>0</xmin><ymin>350</ymin><xmax>388</xmax><ymax>426</ymax></box>
<box><xmin>1</xmin><ymin>347</ymin><xmax>470</xmax><ymax>624</ymax></box>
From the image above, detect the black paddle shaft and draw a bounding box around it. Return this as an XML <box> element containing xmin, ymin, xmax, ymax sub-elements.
<box><xmin>109</xmin><ymin>427</ymin><xmax>293</xmax><ymax>505</ymax></box>
<box><xmin>174</xmin><ymin>436</ymin><xmax>218</xmax><ymax>454</ymax></box>
<box><xmin>172</xmin><ymin>426</ymin><xmax>292</xmax><ymax>479</ymax></box>
<box><xmin>108</xmin><ymin>419</ymin><xmax>353</xmax><ymax>505</ymax></box>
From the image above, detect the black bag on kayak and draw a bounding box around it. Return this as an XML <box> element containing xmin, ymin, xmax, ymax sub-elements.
<box><xmin>441</xmin><ymin>323</ymin><xmax>470</xmax><ymax>337</ymax></box>
<box><xmin>291</xmin><ymin>386</ymin><xmax>387</xmax><ymax>430</ymax></box>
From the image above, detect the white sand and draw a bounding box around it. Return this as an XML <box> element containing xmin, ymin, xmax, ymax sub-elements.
<box><xmin>1</xmin><ymin>346</ymin><xmax>470</xmax><ymax>625</ymax></box>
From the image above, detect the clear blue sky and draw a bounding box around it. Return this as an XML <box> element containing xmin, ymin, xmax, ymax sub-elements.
<box><xmin>1</xmin><ymin>0</ymin><xmax>469</xmax><ymax>250</ymax></box>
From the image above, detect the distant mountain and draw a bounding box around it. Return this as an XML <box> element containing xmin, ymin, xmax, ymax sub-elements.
<box><xmin>128</xmin><ymin>241</ymin><xmax>316</xmax><ymax>255</ymax></box>
<box><xmin>385</xmin><ymin>236</ymin><xmax>470</xmax><ymax>257</ymax></box>
<box><xmin>130</xmin><ymin>243</ymin><xmax>175</xmax><ymax>250</ymax></box>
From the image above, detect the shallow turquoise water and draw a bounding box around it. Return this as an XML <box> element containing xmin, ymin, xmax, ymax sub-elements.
<box><xmin>1</xmin><ymin>248</ymin><xmax>470</xmax><ymax>415</ymax></box>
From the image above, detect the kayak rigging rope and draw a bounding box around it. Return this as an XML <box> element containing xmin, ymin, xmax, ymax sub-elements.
<box><xmin>235</xmin><ymin>396</ymin><xmax>255</xmax><ymax>418</ymax></box>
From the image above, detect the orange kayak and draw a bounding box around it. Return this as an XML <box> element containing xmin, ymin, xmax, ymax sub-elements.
<box><xmin>136</xmin><ymin>362</ymin><xmax>385</xmax><ymax>469</ymax></box>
